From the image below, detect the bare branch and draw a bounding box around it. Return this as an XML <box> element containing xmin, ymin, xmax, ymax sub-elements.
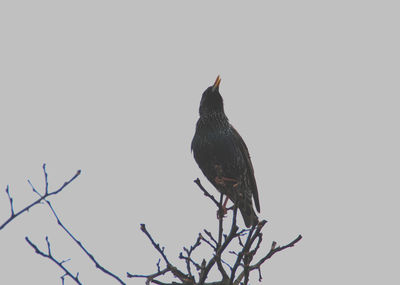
<box><xmin>36</xmin><ymin>165</ymin><xmax>126</xmax><ymax>285</ymax></box>
<box><xmin>217</xmin><ymin>194</ymin><xmax>224</xmax><ymax>248</ymax></box>
<box><xmin>140</xmin><ymin>224</ymin><xmax>171</xmax><ymax>267</ymax></box>
<box><xmin>46</xmin><ymin>198</ymin><xmax>125</xmax><ymax>284</ymax></box>
<box><xmin>129</xmin><ymin>178</ymin><xmax>302</xmax><ymax>285</ymax></box>
<box><xmin>199</xmin><ymin>206</ymin><xmax>239</xmax><ymax>285</ymax></box>
<box><xmin>25</xmin><ymin>236</ymin><xmax>82</xmax><ymax>285</ymax></box>
<box><xmin>5</xmin><ymin>185</ymin><xmax>14</xmax><ymax>216</ymax></box>
<box><xmin>179</xmin><ymin>234</ymin><xmax>202</xmax><ymax>280</ymax></box>
<box><xmin>0</xmin><ymin>166</ymin><xmax>81</xmax><ymax>231</ymax></box>
<box><xmin>137</xmin><ymin>224</ymin><xmax>190</xmax><ymax>283</ymax></box>
<box><xmin>3</xmin><ymin>164</ymin><xmax>125</xmax><ymax>284</ymax></box>
<box><xmin>199</xmin><ymin>233</ymin><xmax>216</xmax><ymax>250</ymax></box>
<box><xmin>229</xmin><ymin>220</ymin><xmax>267</xmax><ymax>283</ymax></box>
<box><xmin>43</xmin><ymin>163</ymin><xmax>49</xmax><ymax>194</ymax></box>
<box><xmin>127</xmin><ymin>268</ymin><xmax>170</xmax><ymax>285</ymax></box>
<box><xmin>203</xmin><ymin>230</ymin><xmax>217</xmax><ymax>247</ymax></box>
<box><xmin>194</xmin><ymin>178</ymin><xmax>219</xmax><ymax>208</ymax></box>
<box><xmin>234</xmin><ymin>234</ymin><xmax>303</xmax><ymax>284</ymax></box>
<box><xmin>250</xmin><ymin>234</ymin><xmax>303</xmax><ymax>270</ymax></box>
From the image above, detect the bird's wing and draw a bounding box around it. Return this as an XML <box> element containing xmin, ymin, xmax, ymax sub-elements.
<box><xmin>192</xmin><ymin>126</ymin><xmax>260</xmax><ymax>213</ymax></box>
<box><xmin>230</xmin><ymin>127</ymin><xmax>260</xmax><ymax>213</ymax></box>
<box><xmin>193</xmin><ymin>129</ymin><xmax>244</xmax><ymax>185</ymax></box>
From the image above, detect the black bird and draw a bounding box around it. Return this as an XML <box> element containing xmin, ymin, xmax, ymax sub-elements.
<box><xmin>191</xmin><ymin>76</ymin><xmax>260</xmax><ymax>227</ymax></box>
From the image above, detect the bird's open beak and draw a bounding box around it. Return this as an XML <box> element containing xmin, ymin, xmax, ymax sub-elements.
<box><xmin>212</xmin><ymin>75</ymin><xmax>221</xmax><ymax>91</ymax></box>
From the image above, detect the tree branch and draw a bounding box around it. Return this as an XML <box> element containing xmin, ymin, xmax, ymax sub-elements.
<box><xmin>198</xmin><ymin>206</ymin><xmax>239</xmax><ymax>285</ymax></box>
<box><xmin>25</xmin><ymin>236</ymin><xmax>82</xmax><ymax>285</ymax></box>
<box><xmin>0</xmin><ymin>165</ymin><xmax>81</xmax><ymax>231</ymax></box>
<box><xmin>234</xmin><ymin>234</ymin><xmax>303</xmax><ymax>284</ymax></box>
<box><xmin>193</xmin><ymin>178</ymin><xmax>219</xmax><ymax>208</ymax></box>
<box><xmin>3</xmin><ymin>164</ymin><xmax>126</xmax><ymax>284</ymax></box>
<box><xmin>250</xmin><ymin>234</ymin><xmax>303</xmax><ymax>270</ymax></box>
<box><xmin>5</xmin><ymin>185</ymin><xmax>14</xmax><ymax>216</ymax></box>
<box><xmin>132</xmin><ymin>224</ymin><xmax>191</xmax><ymax>284</ymax></box>
<box><xmin>179</xmin><ymin>234</ymin><xmax>202</xmax><ymax>280</ymax></box>
<box><xmin>130</xmin><ymin>178</ymin><xmax>302</xmax><ymax>284</ymax></box>
<box><xmin>37</xmin><ymin>164</ymin><xmax>126</xmax><ymax>285</ymax></box>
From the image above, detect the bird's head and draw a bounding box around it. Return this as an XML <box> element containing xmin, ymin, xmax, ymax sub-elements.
<box><xmin>199</xmin><ymin>75</ymin><xmax>224</xmax><ymax>116</ymax></box>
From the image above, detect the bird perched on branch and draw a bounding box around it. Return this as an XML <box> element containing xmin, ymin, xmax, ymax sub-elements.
<box><xmin>191</xmin><ymin>76</ymin><xmax>260</xmax><ymax>227</ymax></box>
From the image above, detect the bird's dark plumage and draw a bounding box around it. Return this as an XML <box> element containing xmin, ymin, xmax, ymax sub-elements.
<box><xmin>191</xmin><ymin>76</ymin><xmax>260</xmax><ymax>227</ymax></box>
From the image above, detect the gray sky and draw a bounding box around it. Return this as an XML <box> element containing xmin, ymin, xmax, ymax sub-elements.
<box><xmin>1</xmin><ymin>1</ymin><xmax>399</xmax><ymax>284</ymax></box>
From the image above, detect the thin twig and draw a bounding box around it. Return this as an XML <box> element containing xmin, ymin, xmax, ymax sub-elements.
<box><xmin>217</xmin><ymin>193</ymin><xmax>224</xmax><ymax>248</ymax></box>
<box><xmin>5</xmin><ymin>185</ymin><xmax>14</xmax><ymax>216</ymax></box>
<box><xmin>229</xmin><ymin>221</ymin><xmax>267</xmax><ymax>283</ymax></box>
<box><xmin>199</xmin><ymin>234</ymin><xmax>216</xmax><ymax>251</ymax></box>
<box><xmin>199</xmin><ymin>207</ymin><xmax>238</xmax><ymax>285</ymax></box>
<box><xmin>194</xmin><ymin>178</ymin><xmax>219</xmax><ymax>208</ymax></box>
<box><xmin>140</xmin><ymin>224</ymin><xmax>171</xmax><ymax>266</ymax></box>
<box><xmin>139</xmin><ymin>224</ymin><xmax>189</xmax><ymax>283</ymax></box>
<box><xmin>37</xmin><ymin>165</ymin><xmax>126</xmax><ymax>285</ymax></box>
<box><xmin>47</xmin><ymin>199</ymin><xmax>125</xmax><ymax>284</ymax></box>
<box><xmin>181</xmin><ymin>234</ymin><xmax>202</xmax><ymax>279</ymax></box>
<box><xmin>250</xmin><ymin>234</ymin><xmax>303</xmax><ymax>270</ymax></box>
<box><xmin>233</xmin><ymin>234</ymin><xmax>303</xmax><ymax>284</ymax></box>
<box><xmin>203</xmin><ymin>230</ymin><xmax>217</xmax><ymax>247</ymax></box>
<box><xmin>25</xmin><ymin>236</ymin><xmax>82</xmax><ymax>285</ymax></box>
<box><xmin>131</xmin><ymin>178</ymin><xmax>303</xmax><ymax>285</ymax></box>
<box><xmin>0</xmin><ymin>167</ymin><xmax>81</xmax><ymax>231</ymax></box>
<box><xmin>43</xmin><ymin>163</ymin><xmax>49</xmax><ymax>194</ymax></box>
<box><xmin>127</xmin><ymin>268</ymin><xmax>170</xmax><ymax>285</ymax></box>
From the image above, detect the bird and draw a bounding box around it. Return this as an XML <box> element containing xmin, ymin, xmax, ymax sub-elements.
<box><xmin>191</xmin><ymin>75</ymin><xmax>260</xmax><ymax>227</ymax></box>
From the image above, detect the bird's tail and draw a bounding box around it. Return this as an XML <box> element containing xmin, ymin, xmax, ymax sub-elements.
<box><xmin>239</xmin><ymin>203</ymin><xmax>259</xmax><ymax>228</ymax></box>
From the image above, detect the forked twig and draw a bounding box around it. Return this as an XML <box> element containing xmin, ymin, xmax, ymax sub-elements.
<box><xmin>0</xmin><ymin>165</ymin><xmax>81</xmax><ymax>231</ymax></box>
<box><xmin>130</xmin><ymin>178</ymin><xmax>302</xmax><ymax>284</ymax></box>
<box><xmin>28</xmin><ymin>164</ymin><xmax>126</xmax><ymax>285</ymax></box>
<box><xmin>25</xmin><ymin>236</ymin><xmax>82</xmax><ymax>285</ymax></box>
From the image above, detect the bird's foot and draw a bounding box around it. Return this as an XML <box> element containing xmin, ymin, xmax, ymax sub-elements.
<box><xmin>216</xmin><ymin>195</ymin><xmax>230</xmax><ymax>219</ymax></box>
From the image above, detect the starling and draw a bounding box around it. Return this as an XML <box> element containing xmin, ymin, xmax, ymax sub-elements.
<box><xmin>191</xmin><ymin>76</ymin><xmax>260</xmax><ymax>227</ymax></box>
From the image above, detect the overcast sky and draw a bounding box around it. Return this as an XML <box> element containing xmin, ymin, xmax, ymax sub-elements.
<box><xmin>1</xmin><ymin>1</ymin><xmax>399</xmax><ymax>284</ymax></box>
